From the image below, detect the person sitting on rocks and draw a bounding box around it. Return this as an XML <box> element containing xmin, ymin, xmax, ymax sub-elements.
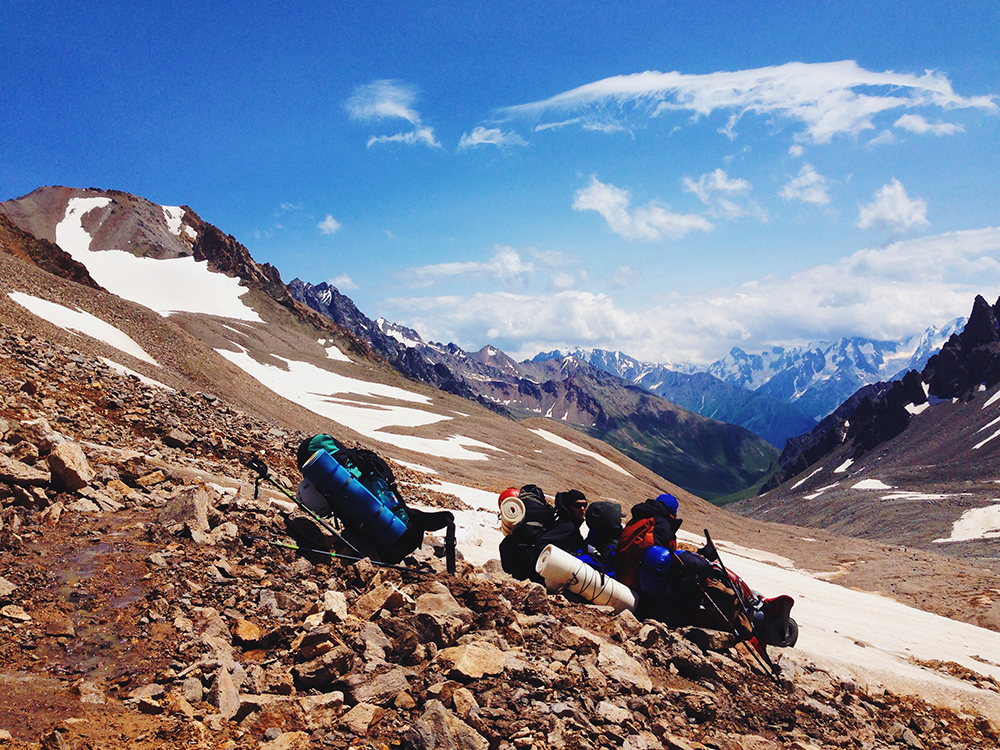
<box><xmin>574</xmin><ymin>501</ymin><xmax>623</xmax><ymax>576</ymax></box>
<box><xmin>533</xmin><ymin>489</ymin><xmax>588</xmax><ymax>560</ymax></box>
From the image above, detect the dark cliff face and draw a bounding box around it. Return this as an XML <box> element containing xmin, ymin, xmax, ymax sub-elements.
<box><xmin>0</xmin><ymin>212</ymin><xmax>102</xmax><ymax>290</ymax></box>
<box><xmin>761</xmin><ymin>295</ymin><xmax>1000</xmax><ymax>493</ymax></box>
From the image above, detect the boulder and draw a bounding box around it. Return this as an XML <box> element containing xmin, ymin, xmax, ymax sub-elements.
<box><xmin>47</xmin><ymin>442</ymin><xmax>93</xmax><ymax>491</ymax></box>
<box><xmin>404</xmin><ymin>699</ymin><xmax>489</xmax><ymax>750</ymax></box>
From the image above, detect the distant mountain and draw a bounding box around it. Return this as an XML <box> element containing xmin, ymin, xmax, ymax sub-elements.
<box><xmin>536</xmin><ymin>348</ymin><xmax>817</xmax><ymax>449</ymax></box>
<box><xmin>735</xmin><ymin>294</ymin><xmax>1000</xmax><ymax>554</ymax></box>
<box><xmin>361</xmin><ymin>323</ymin><xmax>778</xmax><ymax>498</ymax></box>
<box><xmin>707</xmin><ymin>327</ymin><xmax>963</xmax><ymax>422</ymax></box>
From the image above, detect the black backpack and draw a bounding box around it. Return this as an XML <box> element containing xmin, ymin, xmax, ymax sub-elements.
<box><xmin>297</xmin><ymin>434</ymin><xmax>455</xmax><ymax>570</ymax></box>
<box><xmin>499</xmin><ymin>485</ymin><xmax>557</xmax><ymax>581</ymax></box>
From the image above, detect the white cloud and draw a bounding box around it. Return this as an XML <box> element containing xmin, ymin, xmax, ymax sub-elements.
<box><xmin>330</xmin><ymin>274</ymin><xmax>358</xmax><ymax>291</ymax></box>
<box><xmin>682</xmin><ymin>169</ymin><xmax>751</xmax><ymax>204</ymax></box>
<box><xmin>857</xmin><ymin>179</ymin><xmax>930</xmax><ymax>231</ymax></box>
<box><xmin>404</xmin><ymin>245</ymin><xmax>534</xmax><ymax>289</ymax></box>
<box><xmin>501</xmin><ymin>61</ymin><xmax>997</xmax><ymax>145</ymax></box>
<box><xmin>780</xmin><ymin>164</ymin><xmax>831</xmax><ymax>205</ymax></box>
<box><xmin>788</xmin><ymin>144</ymin><xmax>805</xmax><ymax>157</ymax></box>
<box><xmin>318</xmin><ymin>215</ymin><xmax>342</xmax><ymax>235</ymax></box>
<box><xmin>573</xmin><ymin>176</ymin><xmax>713</xmax><ymax>241</ymax></box>
<box><xmin>457</xmin><ymin>126</ymin><xmax>528</xmax><ymax>150</ymax></box>
<box><xmin>894</xmin><ymin>113</ymin><xmax>965</xmax><ymax>136</ymax></box>
<box><xmin>345</xmin><ymin>80</ymin><xmax>441</xmax><ymax>149</ymax></box>
<box><xmin>868</xmin><ymin>129</ymin><xmax>898</xmax><ymax>146</ymax></box>
<box><xmin>383</xmin><ymin>228</ymin><xmax>1000</xmax><ymax>365</ymax></box>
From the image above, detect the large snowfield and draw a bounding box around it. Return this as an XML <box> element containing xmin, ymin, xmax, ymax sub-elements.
<box><xmin>10</xmin><ymin>203</ymin><xmax>1000</xmax><ymax>724</ymax></box>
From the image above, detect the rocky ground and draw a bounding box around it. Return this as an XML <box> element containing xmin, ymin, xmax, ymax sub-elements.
<box><xmin>1</xmin><ymin>328</ymin><xmax>999</xmax><ymax>749</ymax></box>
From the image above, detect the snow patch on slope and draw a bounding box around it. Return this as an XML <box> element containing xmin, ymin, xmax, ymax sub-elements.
<box><xmin>216</xmin><ymin>346</ymin><xmax>499</xmax><ymax>460</ymax></box>
<box><xmin>529</xmin><ymin>428</ymin><xmax>632</xmax><ymax>476</ymax></box>
<box><xmin>8</xmin><ymin>292</ymin><xmax>159</xmax><ymax>366</ymax></box>
<box><xmin>56</xmin><ymin>197</ymin><xmax>260</xmax><ymax>321</ymax></box>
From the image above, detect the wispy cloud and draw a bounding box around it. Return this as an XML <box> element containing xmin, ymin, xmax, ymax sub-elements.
<box><xmin>573</xmin><ymin>176</ymin><xmax>713</xmax><ymax>241</ymax></box>
<box><xmin>857</xmin><ymin>179</ymin><xmax>929</xmax><ymax>231</ymax></box>
<box><xmin>501</xmin><ymin>61</ymin><xmax>997</xmax><ymax>145</ymax></box>
<box><xmin>318</xmin><ymin>215</ymin><xmax>342</xmax><ymax>235</ymax></box>
<box><xmin>683</xmin><ymin>169</ymin><xmax>764</xmax><ymax>221</ymax></box>
<box><xmin>404</xmin><ymin>245</ymin><xmax>534</xmax><ymax>289</ymax></box>
<box><xmin>894</xmin><ymin>113</ymin><xmax>965</xmax><ymax>136</ymax></box>
<box><xmin>457</xmin><ymin>126</ymin><xmax>528</xmax><ymax>151</ymax></box>
<box><xmin>780</xmin><ymin>164</ymin><xmax>832</xmax><ymax>205</ymax></box>
<box><xmin>384</xmin><ymin>228</ymin><xmax>1000</xmax><ymax>364</ymax></box>
<box><xmin>345</xmin><ymin>80</ymin><xmax>441</xmax><ymax>149</ymax></box>
<box><xmin>330</xmin><ymin>274</ymin><xmax>358</xmax><ymax>291</ymax></box>
<box><xmin>683</xmin><ymin>169</ymin><xmax>750</xmax><ymax>204</ymax></box>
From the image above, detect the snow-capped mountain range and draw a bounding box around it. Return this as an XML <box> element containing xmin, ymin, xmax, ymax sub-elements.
<box><xmin>537</xmin><ymin>321</ymin><xmax>964</xmax><ymax>427</ymax></box>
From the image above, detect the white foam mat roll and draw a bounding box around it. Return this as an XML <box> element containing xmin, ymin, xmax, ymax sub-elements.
<box><xmin>535</xmin><ymin>544</ymin><xmax>636</xmax><ymax>613</ymax></box>
<box><xmin>499</xmin><ymin>496</ymin><xmax>525</xmax><ymax>535</ymax></box>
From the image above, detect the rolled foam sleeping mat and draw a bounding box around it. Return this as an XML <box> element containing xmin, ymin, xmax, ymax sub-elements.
<box><xmin>499</xmin><ymin>496</ymin><xmax>525</xmax><ymax>535</ymax></box>
<box><xmin>535</xmin><ymin>544</ymin><xmax>637</xmax><ymax>614</ymax></box>
<box><xmin>301</xmin><ymin>448</ymin><xmax>408</xmax><ymax>544</ymax></box>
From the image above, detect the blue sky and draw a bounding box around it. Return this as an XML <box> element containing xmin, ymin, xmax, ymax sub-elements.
<box><xmin>3</xmin><ymin>1</ymin><xmax>999</xmax><ymax>365</ymax></box>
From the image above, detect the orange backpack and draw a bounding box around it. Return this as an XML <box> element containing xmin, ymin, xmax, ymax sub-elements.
<box><xmin>613</xmin><ymin>517</ymin><xmax>657</xmax><ymax>588</ymax></box>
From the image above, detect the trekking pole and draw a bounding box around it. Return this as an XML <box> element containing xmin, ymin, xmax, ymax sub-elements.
<box><xmin>246</xmin><ymin>455</ymin><xmax>364</xmax><ymax>558</ymax></box>
<box><xmin>670</xmin><ymin>547</ymin><xmax>780</xmax><ymax>683</ymax></box>
<box><xmin>703</xmin><ymin>530</ymin><xmax>781</xmax><ymax>679</ymax></box>
<box><xmin>241</xmin><ymin>535</ymin><xmax>432</xmax><ymax>575</ymax></box>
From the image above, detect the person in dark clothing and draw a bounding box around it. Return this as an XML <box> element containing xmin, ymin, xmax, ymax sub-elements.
<box><xmin>533</xmin><ymin>489</ymin><xmax>587</xmax><ymax>560</ymax></box>
<box><xmin>575</xmin><ymin>501</ymin><xmax>623</xmax><ymax>575</ymax></box>
<box><xmin>628</xmin><ymin>493</ymin><xmax>683</xmax><ymax>549</ymax></box>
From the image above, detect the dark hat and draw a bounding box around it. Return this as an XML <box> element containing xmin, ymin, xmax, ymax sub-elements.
<box><xmin>555</xmin><ymin>489</ymin><xmax>587</xmax><ymax>514</ymax></box>
<box><xmin>586</xmin><ymin>501</ymin><xmax>623</xmax><ymax>535</ymax></box>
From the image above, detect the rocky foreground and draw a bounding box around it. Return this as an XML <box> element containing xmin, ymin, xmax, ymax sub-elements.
<box><xmin>0</xmin><ymin>328</ymin><xmax>998</xmax><ymax>750</ymax></box>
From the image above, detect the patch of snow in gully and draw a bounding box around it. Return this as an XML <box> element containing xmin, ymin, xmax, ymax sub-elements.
<box><xmin>55</xmin><ymin>197</ymin><xmax>260</xmax><ymax>321</ymax></box>
<box><xmin>217</xmin><ymin>347</ymin><xmax>499</xmax><ymax>460</ymax></box>
<box><xmin>529</xmin><ymin>428</ymin><xmax>632</xmax><ymax>476</ymax></box>
<box><xmin>8</xmin><ymin>292</ymin><xmax>159</xmax><ymax>365</ymax></box>
<box><xmin>792</xmin><ymin>467</ymin><xmax>823</xmax><ymax>489</ymax></box>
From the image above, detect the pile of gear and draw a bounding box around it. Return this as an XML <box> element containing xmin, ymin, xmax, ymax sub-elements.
<box><xmin>255</xmin><ymin>433</ymin><xmax>797</xmax><ymax>675</ymax></box>
<box><xmin>497</xmin><ymin>484</ymin><xmax>798</xmax><ymax>673</ymax></box>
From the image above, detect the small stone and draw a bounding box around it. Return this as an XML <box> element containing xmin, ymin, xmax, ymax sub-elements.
<box><xmin>340</xmin><ymin>702</ymin><xmax>382</xmax><ymax>735</ymax></box>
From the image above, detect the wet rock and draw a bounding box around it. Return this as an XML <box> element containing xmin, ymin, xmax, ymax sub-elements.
<box><xmin>47</xmin><ymin>442</ymin><xmax>93</xmax><ymax>491</ymax></box>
